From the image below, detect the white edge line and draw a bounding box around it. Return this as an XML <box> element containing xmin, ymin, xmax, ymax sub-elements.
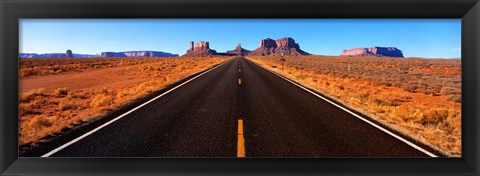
<box><xmin>41</xmin><ymin>60</ymin><xmax>230</xmax><ymax>157</ymax></box>
<box><xmin>247</xmin><ymin>59</ymin><xmax>438</xmax><ymax>157</ymax></box>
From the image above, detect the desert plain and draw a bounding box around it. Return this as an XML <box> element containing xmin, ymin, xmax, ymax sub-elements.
<box><xmin>19</xmin><ymin>55</ymin><xmax>461</xmax><ymax>157</ymax></box>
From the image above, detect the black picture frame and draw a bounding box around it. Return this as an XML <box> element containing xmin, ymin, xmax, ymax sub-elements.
<box><xmin>1</xmin><ymin>0</ymin><xmax>479</xmax><ymax>175</ymax></box>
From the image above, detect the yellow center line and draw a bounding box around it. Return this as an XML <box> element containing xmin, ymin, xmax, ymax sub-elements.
<box><xmin>237</xmin><ymin>119</ymin><xmax>245</xmax><ymax>158</ymax></box>
<box><xmin>238</xmin><ymin>79</ymin><xmax>242</xmax><ymax>85</ymax></box>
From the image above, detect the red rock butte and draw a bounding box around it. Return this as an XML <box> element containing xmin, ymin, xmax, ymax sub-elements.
<box><xmin>248</xmin><ymin>37</ymin><xmax>310</xmax><ymax>56</ymax></box>
<box><xmin>226</xmin><ymin>43</ymin><xmax>250</xmax><ymax>56</ymax></box>
<box><xmin>341</xmin><ymin>47</ymin><xmax>404</xmax><ymax>57</ymax></box>
<box><xmin>183</xmin><ymin>41</ymin><xmax>217</xmax><ymax>57</ymax></box>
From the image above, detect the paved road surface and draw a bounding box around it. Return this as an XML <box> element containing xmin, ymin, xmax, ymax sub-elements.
<box><xmin>22</xmin><ymin>57</ymin><xmax>434</xmax><ymax>157</ymax></box>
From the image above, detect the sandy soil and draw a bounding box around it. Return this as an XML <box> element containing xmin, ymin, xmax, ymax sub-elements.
<box><xmin>21</xmin><ymin>63</ymin><xmax>164</xmax><ymax>93</ymax></box>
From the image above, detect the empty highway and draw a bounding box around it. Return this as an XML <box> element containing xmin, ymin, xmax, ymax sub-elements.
<box><xmin>21</xmin><ymin>57</ymin><xmax>437</xmax><ymax>157</ymax></box>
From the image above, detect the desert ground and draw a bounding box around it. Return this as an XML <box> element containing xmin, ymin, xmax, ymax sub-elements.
<box><xmin>19</xmin><ymin>57</ymin><xmax>230</xmax><ymax>146</ymax></box>
<box><xmin>19</xmin><ymin>55</ymin><xmax>461</xmax><ymax>157</ymax></box>
<box><xmin>248</xmin><ymin>55</ymin><xmax>461</xmax><ymax>156</ymax></box>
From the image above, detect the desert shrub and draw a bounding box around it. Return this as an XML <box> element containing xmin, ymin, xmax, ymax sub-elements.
<box><xmin>154</xmin><ymin>65</ymin><xmax>163</xmax><ymax>71</ymax></box>
<box><xmin>440</xmin><ymin>86</ymin><xmax>461</xmax><ymax>94</ymax></box>
<box><xmin>58</xmin><ymin>96</ymin><xmax>80</xmax><ymax>110</ymax></box>
<box><xmin>419</xmin><ymin>108</ymin><xmax>450</xmax><ymax>126</ymax></box>
<box><xmin>394</xmin><ymin>105</ymin><xmax>421</xmax><ymax>121</ymax></box>
<box><xmin>162</xmin><ymin>76</ymin><xmax>170</xmax><ymax>83</ymax></box>
<box><xmin>35</xmin><ymin>88</ymin><xmax>46</xmax><ymax>95</ymax></box>
<box><xmin>19</xmin><ymin>103</ymin><xmax>41</xmax><ymax>116</ymax></box>
<box><xmin>96</xmin><ymin>87</ymin><xmax>112</xmax><ymax>95</ymax></box>
<box><xmin>91</xmin><ymin>94</ymin><xmax>114</xmax><ymax>108</ymax></box>
<box><xmin>445</xmin><ymin>110</ymin><xmax>461</xmax><ymax>130</ymax></box>
<box><xmin>391</xmin><ymin>81</ymin><xmax>403</xmax><ymax>88</ymax></box>
<box><xmin>371</xmin><ymin>97</ymin><xmax>401</xmax><ymax>107</ymax></box>
<box><xmin>403</xmin><ymin>85</ymin><xmax>418</xmax><ymax>93</ymax></box>
<box><xmin>447</xmin><ymin>94</ymin><xmax>462</xmax><ymax>103</ymax></box>
<box><xmin>136</xmin><ymin>80</ymin><xmax>160</xmax><ymax>93</ymax></box>
<box><xmin>19</xmin><ymin>91</ymin><xmax>36</xmax><ymax>103</ymax></box>
<box><xmin>117</xmin><ymin>90</ymin><xmax>131</xmax><ymax>99</ymax></box>
<box><xmin>418</xmin><ymin>88</ymin><xmax>438</xmax><ymax>96</ymax></box>
<box><xmin>53</xmin><ymin>87</ymin><xmax>69</xmax><ymax>97</ymax></box>
<box><xmin>28</xmin><ymin>115</ymin><xmax>53</xmax><ymax>132</ymax></box>
<box><xmin>355</xmin><ymin>91</ymin><xmax>370</xmax><ymax>104</ymax></box>
<box><xmin>19</xmin><ymin>69</ymin><xmax>33</xmax><ymax>77</ymax></box>
<box><xmin>19</xmin><ymin>88</ymin><xmax>46</xmax><ymax>103</ymax></box>
<box><xmin>440</xmin><ymin>86</ymin><xmax>461</xmax><ymax>103</ymax></box>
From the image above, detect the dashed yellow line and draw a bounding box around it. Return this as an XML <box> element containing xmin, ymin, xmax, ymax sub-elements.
<box><xmin>238</xmin><ymin>79</ymin><xmax>242</xmax><ymax>85</ymax></box>
<box><xmin>237</xmin><ymin>119</ymin><xmax>245</xmax><ymax>157</ymax></box>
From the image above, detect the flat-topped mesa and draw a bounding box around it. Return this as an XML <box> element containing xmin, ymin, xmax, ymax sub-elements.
<box><xmin>19</xmin><ymin>52</ymin><xmax>97</xmax><ymax>58</ymax></box>
<box><xmin>183</xmin><ymin>41</ymin><xmax>217</xmax><ymax>57</ymax></box>
<box><xmin>275</xmin><ymin>37</ymin><xmax>299</xmax><ymax>48</ymax></box>
<box><xmin>341</xmin><ymin>47</ymin><xmax>404</xmax><ymax>58</ymax></box>
<box><xmin>100</xmin><ymin>51</ymin><xmax>178</xmax><ymax>57</ymax></box>
<box><xmin>248</xmin><ymin>37</ymin><xmax>309</xmax><ymax>56</ymax></box>
<box><xmin>226</xmin><ymin>43</ymin><xmax>250</xmax><ymax>56</ymax></box>
<box><xmin>123</xmin><ymin>51</ymin><xmax>178</xmax><ymax>57</ymax></box>
<box><xmin>260</xmin><ymin>38</ymin><xmax>277</xmax><ymax>48</ymax></box>
<box><xmin>101</xmin><ymin>52</ymin><xmax>127</xmax><ymax>57</ymax></box>
<box><xmin>369</xmin><ymin>47</ymin><xmax>404</xmax><ymax>57</ymax></box>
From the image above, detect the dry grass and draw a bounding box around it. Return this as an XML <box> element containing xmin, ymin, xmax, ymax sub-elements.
<box><xmin>53</xmin><ymin>87</ymin><xmax>69</xmax><ymax>97</ymax></box>
<box><xmin>19</xmin><ymin>57</ymin><xmax>230</xmax><ymax>146</ymax></box>
<box><xmin>248</xmin><ymin>55</ymin><xmax>461</xmax><ymax>156</ymax></box>
<box><xmin>19</xmin><ymin>57</ymin><xmax>176</xmax><ymax>77</ymax></box>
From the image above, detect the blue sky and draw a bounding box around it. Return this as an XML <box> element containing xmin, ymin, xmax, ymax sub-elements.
<box><xmin>20</xmin><ymin>19</ymin><xmax>461</xmax><ymax>58</ymax></box>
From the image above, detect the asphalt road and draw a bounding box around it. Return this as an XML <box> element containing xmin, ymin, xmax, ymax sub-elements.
<box><xmin>24</xmin><ymin>57</ymin><xmax>433</xmax><ymax>157</ymax></box>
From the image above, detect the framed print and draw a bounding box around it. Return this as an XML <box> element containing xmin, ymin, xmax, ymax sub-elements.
<box><xmin>1</xmin><ymin>0</ymin><xmax>479</xmax><ymax>175</ymax></box>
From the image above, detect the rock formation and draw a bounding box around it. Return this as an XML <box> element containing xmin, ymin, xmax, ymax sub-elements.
<box><xmin>248</xmin><ymin>37</ymin><xmax>309</xmax><ymax>56</ymax></box>
<box><xmin>226</xmin><ymin>43</ymin><xmax>250</xmax><ymax>56</ymax></box>
<box><xmin>23</xmin><ymin>53</ymin><xmax>96</xmax><ymax>58</ymax></box>
<box><xmin>100</xmin><ymin>52</ymin><xmax>127</xmax><ymax>57</ymax></box>
<box><xmin>100</xmin><ymin>51</ymin><xmax>178</xmax><ymax>57</ymax></box>
<box><xmin>66</xmin><ymin>50</ymin><xmax>74</xmax><ymax>58</ymax></box>
<box><xmin>341</xmin><ymin>47</ymin><xmax>404</xmax><ymax>57</ymax></box>
<box><xmin>19</xmin><ymin>50</ymin><xmax>177</xmax><ymax>58</ymax></box>
<box><xmin>183</xmin><ymin>41</ymin><xmax>217</xmax><ymax>57</ymax></box>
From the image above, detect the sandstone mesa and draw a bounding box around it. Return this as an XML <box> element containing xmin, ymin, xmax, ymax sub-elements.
<box><xmin>248</xmin><ymin>37</ymin><xmax>310</xmax><ymax>56</ymax></box>
<box><xmin>341</xmin><ymin>47</ymin><xmax>404</xmax><ymax>57</ymax></box>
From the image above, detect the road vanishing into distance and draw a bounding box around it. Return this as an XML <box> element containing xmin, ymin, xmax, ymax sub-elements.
<box><xmin>22</xmin><ymin>57</ymin><xmax>437</xmax><ymax>157</ymax></box>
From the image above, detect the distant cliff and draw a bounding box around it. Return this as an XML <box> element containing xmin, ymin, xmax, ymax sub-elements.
<box><xmin>20</xmin><ymin>50</ymin><xmax>178</xmax><ymax>58</ymax></box>
<box><xmin>100</xmin><ymin>51</ymin><xmax>178</xmax><ymax>57</ymax></box>
<box><xmin>341</xmin><ymin>47</ymin><xmax>404</xmax><ymax>57</ymax></box>
<box><xmin>19</xmin><ymin>50</ymin><xmax>96</xmax><ymax>58</ymax></box>
<box><xmin>248</xmin><ymin>37</ymin><xmax>309</xmax><ymax>56</ymax></box>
